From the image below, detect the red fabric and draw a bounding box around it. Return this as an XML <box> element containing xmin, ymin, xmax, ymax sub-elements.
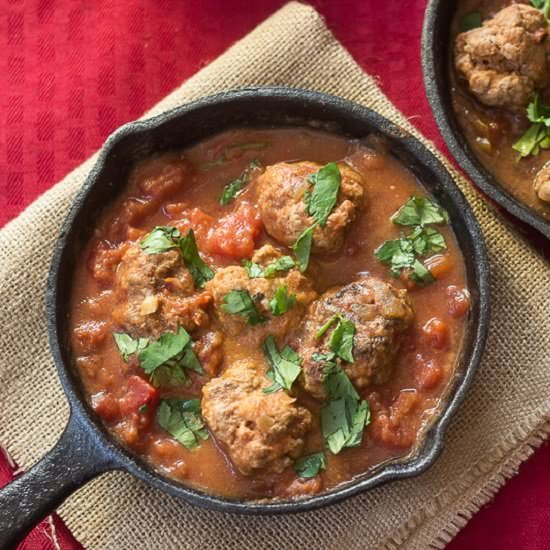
<box><xmin>1</xmin><ymin>1</ymin><xmax>549</xmax><ymax>548</ymax></box>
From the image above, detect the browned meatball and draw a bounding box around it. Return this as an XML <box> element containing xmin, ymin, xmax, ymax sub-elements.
<box><xmin>112</xmin><ymin>244</ymin><xmax>211</xmax><ymax>338</ymax></box>
<box><xmin>205</xmin><ymin>245</ymin><xmax>317</xmax><ymax>346</ymax></box>
<box><xmin>534</xmin><ymin>161</ymin><xmax>550</xmax><ymax>202</ymax></box>
<box><xmin>256</xmin><ymin>161</ymin><xmax>365</xmax><ymax>255</ymax></box>
<box><xmin>454</xmin><ymin>4</ymin><xmax>549</xmax><ymax>111</ymax></box>
<box><xmin>297</xmin><ymin>277</ymin><xmax>414</xmax><ymax>400</ymax></box>
<box><xmin>201</xmin><ymin>359</ymin><xmax>312</xmax><ymax>475</ymax></box>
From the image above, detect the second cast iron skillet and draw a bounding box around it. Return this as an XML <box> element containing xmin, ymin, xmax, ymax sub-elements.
<box><xmin>0</xmin><ymin>88</ymin><xmax>490</xmax><ymax>548</ymax></box>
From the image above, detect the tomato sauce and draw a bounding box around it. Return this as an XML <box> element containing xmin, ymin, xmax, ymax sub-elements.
<box><xmin>70</xmin><ymin>127</ymin><xmax>469</xmax><ymax>500</ymax></box>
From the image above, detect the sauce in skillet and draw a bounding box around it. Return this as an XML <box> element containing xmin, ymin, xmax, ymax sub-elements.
<box><xmin>70</xmin><ymin>127</ymin><xmax>469</xmax><ymax>500</ymax></box>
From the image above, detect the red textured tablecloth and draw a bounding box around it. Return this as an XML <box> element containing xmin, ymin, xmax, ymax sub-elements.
<box><xmin>2</xmin><ymin>1</ymin><xmax>550</xmax><ymax>548</ymax></box>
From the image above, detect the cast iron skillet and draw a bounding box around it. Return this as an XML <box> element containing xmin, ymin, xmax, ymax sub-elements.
<box><xmin>0</xmin><ymin>88</ymin><xmax>490</xmax><ymax>548</ymax></box>
<box><xmin>422</xmin><ymin>0</ymin><xmax>550</xmax><ymax>240</ymax></box>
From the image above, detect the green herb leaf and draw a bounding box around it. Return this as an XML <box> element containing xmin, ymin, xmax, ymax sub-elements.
<box><xmin>294</xmin><ymin>452</ymin><xmax>326</xmax><ymax>478</ymax></box>
<box><xmin>221</xmin><ymin>289</ymin><xmax>265</xmax><ymax>325</ymax></box>
<box><xmin>315</xmin><ymin>315</ymin><xmax>356</xmax><ymax>363</ymax></box>
<box><xmin>409</xmin><ymin>259</ymin><xmax>435</xmax><ymax>284</ymax></box>
<box><xmin>306</xmin><ymin>162</ymin><xmax>341</xmax><ymax>227</ymax></box>
<box><xmin>219</xmin><ymin>159</ymin><xmax>261</xmax><ymax>205</ymax></box>
<box><xmin>179</xmin><ymin>229</ymin><xmax>214</xmax><ymax>288</ymax></box>
<box><xmin>530</xmin><ymin>0</ymin><xmax>550</xmax><ymax>20</ymax></box>
<box><xmin>262</xmin><ymin>335</ymin><xmax>302</xmax><ymax>393</ymax></box>
<box><xmin>292</xmin><ymin>224</ymin><xmax>316</xmax><ymax>273</ymax></box>
<box><xmin>137</xmin><ymin>326</ymin><xmax>202</xmax><ymax>387</ymax></box>
<box><xmin>269</xmin><ymin>285</ymin><xmax>296</xmax><ymax>316</ymax></box>
<box><xmin>113</xmin><ymin>333</ymin><xmax>149</xmax><ymax>361</ymax></box>
<box><xmin>460</xmin><ymin>11</ymin><xmax>482</xmax><ymax>31</ymax></box>
<box><xmin>514</xmin><ymin>94</ymin><xmax>550</xmax><ymax>157</ymax></box>
<box><xmin>140</xmin><ymin>226</ymin><xmax>180</xmax><ymax>254</ymax></box>
<box><xmin>329</xmin><ymin>317</ymin><xmax>356</xmax><ymax>363</ymax></box>
<box><xmin>392</xmin><ymin>196</ymin><xmax>448</xmax><ymax>227</ymax></box>
<box><xmin>320</xmin><ymin>363</ymin><xmax>370</xmax><ymax>455</ymax></box>
<box><xmin>262</xmin><ymin>256</ymin><xmax>295</xmax><ymax>277</ymax></box>
<box><xmin>242</xmin><ymin>255</ymin><xmax>295</xmax><ymax>279</ymax></box>
<box><xmin>157</xmin><ymin>399</ymin><xmax>209</xmax><ymax>450</ymax></box>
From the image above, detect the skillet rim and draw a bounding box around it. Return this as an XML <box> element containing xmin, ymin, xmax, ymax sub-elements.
<box><xmin>421</xmin><ymin>0</ymin><xmax>550</xmax><ymax>240</ymax></box>
<box><xmin>46</xmin><ymin>87</ymin><xmax>490</xmax><ymax>514</ymax></box>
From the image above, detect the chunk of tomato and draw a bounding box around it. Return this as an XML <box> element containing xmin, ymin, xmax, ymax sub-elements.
<box><xmin>446</xmin><ymin>285</ymin><xmax>470</xmax><ymax>319</ymax></box>
<box><xmin>118</xmin><ymin>375</ymin><xmax>160</xmax><ymax>416</ymax></box>
<box><xmin>422</xmin><ymin>317</ymin><xmax>449</xmax><ymax>350</ymax></box>
<box><xmin>205</xmin><ymin>201</ymin><xmax>262</xmax><ymax>259</ymax></box>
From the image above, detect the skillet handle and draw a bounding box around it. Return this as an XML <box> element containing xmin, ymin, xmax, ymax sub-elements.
<box><xmin>0</xmin><ymin>413</ymin><xmax>116</xmax><ymax>549</ymax></box>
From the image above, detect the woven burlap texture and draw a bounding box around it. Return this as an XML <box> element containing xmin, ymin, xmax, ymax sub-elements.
<box><xmin>1</xmin><ymin>3</ymin><xmax>549</xmax><ymax>549</ymax></box>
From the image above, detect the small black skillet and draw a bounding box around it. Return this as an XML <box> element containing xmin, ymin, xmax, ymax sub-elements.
<box><xmin>422</xmin><ymin>0</ymin><xmax>550</xmax><ymax>242</ymax></box>
<box><xmin>0</xmin><ymin>88</ymin><xmax>490</xmax><ymax>548</ymax></box>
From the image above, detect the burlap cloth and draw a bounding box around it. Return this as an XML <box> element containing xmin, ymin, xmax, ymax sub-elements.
<box><xmin>1</xmin><ymin>3</ymin><xmax>549</xmax><ymax>548</ymax></box>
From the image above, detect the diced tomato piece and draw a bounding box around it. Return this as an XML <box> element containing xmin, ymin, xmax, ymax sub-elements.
<box><xmin>205</xmin><ymin>201</ymin><xmax>262</xmax><ymax>259</ymax></box>
<box><xmin>92</xmin><ymin>392</ymin><xmax>120</xmax><ymax>422</ymax></box>
<box><xmin>135</xmin><ymin>157</ymin><xmax>192</xmax><ymax>199</ymax></box>
<box><xmin>106</xmin><ymin>197</ymin><xmax>159</xmax><ymax>242</ymax></box>
<box><xmin>422</xmin><ymin>317</ymin><xmax>449</xmax><ymax>350</ymax></box>
<box><xmin>414</xmin><ymin>354</ymin><xmax>443</xmax><ymax>390</ymax></box>
<box><xmin>118</xmin><ymin>375</ymin><xmax>160</xmax><ymax>415</ymax></box>
<box><xmin>425</xmin><ymin>254</ymin><xmax>453</xmax><ymax>280</ymax></box>
<box><xmin>88</xmin><ymin>240</ymin><xmax>128</xmax><ymax>285</ymax></box>
<box><xmin>168</xmin><ymin>206</ymin><xmax>215</xmax><ymax>247</ymax></box>
<box><xmin>446</xmin><ymin>285</ymin><xmax>470</xmax><ymax>319</ymax></box>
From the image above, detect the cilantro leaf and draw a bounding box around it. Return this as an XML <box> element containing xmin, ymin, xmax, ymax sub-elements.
<box><xmin>219</xmin><ymin>159</ymin><xmax>261</xmax><ymax>205</ymax></box>
<box><xmin>514</xmin><ymin>94</ymin><xmax>550</xmax><ymax>157</ymax></box>
<box><xmin>320</xmin><ymin>363</ymin><xmax>370</xmax><ymax>454</ymax></box>
<box><xmin>306</xmin><ymin>162</ymin><xmax>341</xmax><ymax>226</ymax></box>
<box><xmin>222</xmin><ymin>289</ymin><xmax>265</xmax><ymax>325</ymax></box>
<box><xmin>262</xmin><ymin>256</ymin><xmax>295</xmax><ymax>277</ymax></box>
<box><xmin>242</xmin><ymin>260</ymin><xmax>265</xmax><ymax>278</ymax></box>
<box><xmin>460</xmin><ymin>11</ymin><xmax>482</xmax><ymax>31</ymax></box>
<box><xmin>392</xmin><ymin>196</ymin><xmax>448</xmax><ymax>227</ymax></box>
<box><xmin>269</xmin><ymin>285</ymin><xmax>296</xmax><ymax>316</ymax></box>
<box><xmin>292</xmin><ymin>224</ymin><xmax>316</xmax><ymax>272</ymax></box>
<box><xmin>329</xmin><ymin>317</ymin><xmax>355</xmax><ymax>363</ymax></box>
<box><xmin>137</xmin><ymin>326</ymin><xmax>202</xmax><ymax>387</ymax></box>
<box><xmin>242</xmin><ymin>256</ymin><xmax>295</xmax><ymax>279</ymax></box>
<box><xmin>157</xmin><ymin>399</ymin><xmax>208</xmax><ymax>450</ymax></box>
<box><xmin>409</xmin><ymin>259</ymin><xmax>435</xmax><ymax>284</ymax></box>
<box><xmin>113</xmin><ymin>333</ymin><xmax>149</xmax><ymax>361</ymax></box>
<box><xmin>294</xmin><ymin>452</ymin><xmax>326</xmax><ymax>479</ymax></box>
<box><xmin>262</xmin><ymin>335</ymin><xmax>302</xmax><ymax>393</ymax></box>
<box><xmin>530</xmin><ymin>0</ymin><xmax>550</xmax><ymax>19</ymax></box>
<box><xmin>179</xmin><ymin>229</ymin><xmax>214</xmax><ymax>288</ymax></box>
<box><xmin>316</xmin><ymin>314</ymin><xmax>356</xmax><ymax>363</ymax></box>
<box><xmin>140</xmin><ymin>226</ymin><xmax>180</xmax><ymax>254</ymax></box>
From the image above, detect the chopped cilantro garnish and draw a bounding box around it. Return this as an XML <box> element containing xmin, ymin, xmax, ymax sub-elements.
<box><xmin>179</xmin><ymin>229</ymin><xmax>214</xmax><ymax>288</ymax></box>
<box><xmin>320</xmin><ymin>362</ymin><xmax>370</xmax><ymax>455</ymax></box>
<box><xmin>316</xmin><ymin>314</ymin><xmax>356</xmax><ymax>363</ymax></box>
<box><xmin>113</xmin><ymin>333</ymin><xmax>149</xmax><ymax>361</ymax></box>
<box><xmin>294</xmin><ymin>452</ymin><xmax>326</xmax><ymax>478</ymax></box>
<box><xmin>242</xmin><ymin>255</ymin><xmax>295</xmax><ymax>279</ymax></box>
<box><xmin>269</xmin><ymin>285</ymin><xmax>296</xmax><ymax>316</ymax></box>
<box><xmin>513</xmin><ymin>94</ymin><xmax>550</xmax><ymax>158</ymax></box>
<box><xmin>219</xmin><ymin>159</ymin><xmax>261</xmax><ymax>205</ymax></box>
<box><xmin>306</xmin><ymin>162</ymin><xmax>341</xmax><ymax>226</ymax></box>
<box><xmin>157</xmin><ymin>399</ymin><xmax>208</xmax><ymax>450</ymax></box>
<box><xmin>292</xmin><ymin>224</ymin><xmax>316</xmax><ymax>273</ymax></box>
<box><xmin>139</xmin><ymin>226</ymin><xmax>180</xmax><ymax>254</ymax></box>
<box><xmin>221</xmin><ymin>289</ymin><xmax>265</xmax><ymax>325</ymax></box>
<box><xmin>262</xmin><ymin>335</ymin><xmax>302</xmax><ymax>393</ymax></box>
<box><xmin>375</xmin><ymin>196</ymin><xmax>448</xmax><ymax>285</ymax></box>
<box><xmin>460</xmin><ymin>11</ymin><xmax>482</xmax><ymax>31</ymax></box>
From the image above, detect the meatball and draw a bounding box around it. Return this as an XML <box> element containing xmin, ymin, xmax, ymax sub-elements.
<box><xmin>297</xmin><ymin>277</ymin><xmax>414</xmax><ymax>400</ymax></box>
<box><xmin>112</xmin><ymin>244</ymin><xmax>211</xmax><ymax>338</ymax></box>
<box><xmin>534</xmin><ymin>161</ymin><xmax>550</xmax><ymax>202</ymax></box>
<box><xmin>454</xmin><ymin>4</ymin><xmax>549</xmax><ymax>110</ymax></box>
<box><xmin>256</xmin><ymin>161</ymin><xmax>365</xmax><ymax>255</ymax></box>
<box><xmin>205</xmin><ymin>245</ymin><xmax>317</xmax><ymax>346</ymax></box>
<box><xmin>201</xmin><ymin>359</ymin><xmax>312</xmax><ymax>475</ymax></box>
